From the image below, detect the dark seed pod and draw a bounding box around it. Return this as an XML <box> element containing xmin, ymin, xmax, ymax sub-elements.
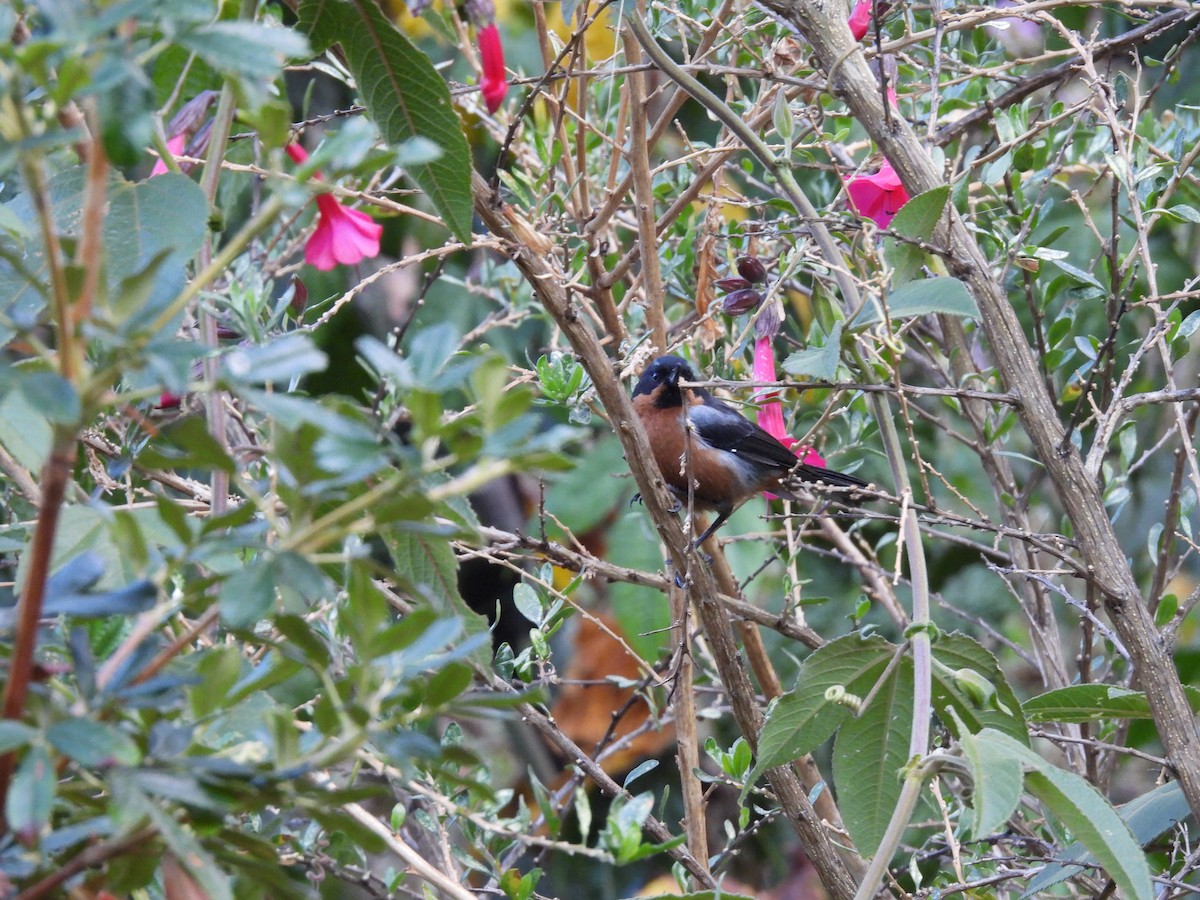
<box><xmin>723</xmin><ymin>288</ymin><xmax>763</xmax><ymax>315</ymax></box>
<box><xmin>736</xmin><ymin>255</ymin><xmax>768</xmax><ymax>284</ymax></box>
<box><xmin>715</xmin><ymin>276</ymin><xmax>752</xmax><ymax>292</ymax></box>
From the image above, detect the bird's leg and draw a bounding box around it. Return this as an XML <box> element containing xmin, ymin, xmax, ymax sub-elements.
<box><xmin>630</xmin><ymin>488</ymin><xmax>684</xmax><ymax>512</ymax></box>
<box><xmin>690</xmin><ymin>510</ymin><xmax>729</xmax><ymax>550</ymax></box>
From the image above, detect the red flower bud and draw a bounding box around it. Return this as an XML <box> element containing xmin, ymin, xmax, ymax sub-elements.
<box><xmin>715</xmin><ymin>276</ymin><xmax>752</xmax><ymax>292</ymax></box>
<box><xmin>289</xmin><ymin>275</ymin><xmax>309</xmax><ymax>320</ymax></box>
<box><xmin>478</xmin><ymin>24</ymin><xmax>509</xmax><ymax>114</ymax></box>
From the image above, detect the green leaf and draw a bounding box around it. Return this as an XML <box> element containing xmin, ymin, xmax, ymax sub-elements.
<box><xmin>957</xmin><ymin>720</ymin><xmax>1022</xmax><ymax>838</ymax></box>
<box><xmin>222</xmin><ymin>333</ymin><xmax>328</xmax><ymax>385</ymax></box>
<box><xmin>143</xmin><ymin>799</ymin><xmax>234</xmax><ymax>900</ymax></box>
<box><xmin>138</xmin><ymin>415</ymin><xmax>237</xmax><ymax>476</ymax></box>
<box><xmin>1153</xmin><ymin>204</ymin><xmax>1200</xmax><ymax>224</ymax></box>
<box><xmin>385</xmin><ymin>528</ymin><xmax>464</xmax><ymax>614</ymax></box>
<box><xmin>852</xmin><ymin>277</ymin><xmax>979</xmax><ymax>327</ymax></box>
<box><xmin>931</xmin><ymin>633</ymin><xmax>1028</xmax><ymax>743</ymax></box>
<box><xmin>1026</xmin><ymin>781</ymin><xmax>1191</xmax><ymax>896</ymax></box>
<box><xmin>884</xmin><ymin>186</ymin><xmax>949</xmax><ymax>286</ymax></box>
<box><xmin>833</xmin><ymin>656</ymin><xmax>916</xmax><ymax>854</ymax></box>
<box><xmin>1023</xmin><ymin>684</ymin><xmax>1200</xmax><ymax>723</ymax></box>
<box><xmin>1025</xmin><ymin>766</ymin><xmax>1152</xmax><ymax>899</ymax></box>
<box><xmin>101</xmin><ymin>174</ymin><xmax>208</xmax><ymax>328</ymax></box>
<box><xmin>383</xmin><ymin>526</ymin><xmax>489</xmax><ymax>659</ymax></box>
<box><xmin>1155</xmin><ymin>593</ymin><xmax>1178</xmax><ymax>628</ymax></box>
<box><xmin>972</xmin><ymin>730</ymin><xmax>1152</xmax><ymax>900</ymax></box>
<box><xmin>298</xmin><ymin>0</ymin><xmax>473</xmax><ymax>243</ymax></box>
<box><xmin>746</xmin><ymin>633</ymin><xmax>894</xmax><ymax>798</ymax></box>
<box><xmin>0</xmin><ymin>721</ymin><xmax>37</xmax><ymax>754</ymax></box>
<box><xmin>220</xmin><ymin>560</ymin><xmax>277</xmax><ymax>629</ymax></box>
<box><xmin>47</xmin><ymin>718</ymin><xmax>142</xmax><ymax>767</ymax></box>
<box><xmin>512</xmin><ymin>582</ymin><xmax>543</xmax><ymax>626</ymax></box>
<box><xmin>1051</xmin><ymin>258</ymin><xmax>1105</xmax><ymax>291</ymax></box>
<box><xmin>6</xmin><ymin>746</ymin><xmax>55</xmax><ymax>840</ymax></box>
<box><xmin>781</xmin><ymin>322</ymin><xmax>843</xmax><ymax>381</ymax></box>
<box><xmin>18</xmin><ymin>371</ymin><xmax>80</xmax><ymax>424</ymax></box>
<box><xmin>0</xmin><ymin>389</ymin><xmax>53</xmax><ymax>469</ymax></box>
<box><xmin>424</xmin><ymin>662</ymin><xmax>473</xmax><ymax>707</ymax></box>
<box><xmin>177</xmin><ymin>21</ymin><xmax>310</xmax><ymax>79</ymax></box>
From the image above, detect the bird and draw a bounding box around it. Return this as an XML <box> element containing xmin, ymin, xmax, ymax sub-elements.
<box><xmin>631</xmin><ymin>354</ymin><xmax>867</xmax><ymax>547</ymax></box>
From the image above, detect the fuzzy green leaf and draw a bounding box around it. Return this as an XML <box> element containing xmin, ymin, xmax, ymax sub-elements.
<box><xmin>1023</xmin><ymin>683</ymin><xmax>1200</xmax><ymax>723</ymax></box>
<box><xmin>832</xmin><ymin>654</ymin><xmax>916</xmax><ymax>854</ymax></box>
<box><xmin>746</xmin><ymin>634</ymin><xmax>895</xmax><ymax>797</ymax></box>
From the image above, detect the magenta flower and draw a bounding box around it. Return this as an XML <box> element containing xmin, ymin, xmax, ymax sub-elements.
<box><xmin>478</xmin><ymin>23</ymin><xmax>509</xmax><ymax>113</ymax></box>
<box><xmin>753</xmin><ymin>337</ymin><xmax>833</xmax><ymax>500</ymax></box>
<box><xmin>848</xmin><ymin>0</ymin><xmax>893</xmax><ymax>41</ymax></box>
<box><xmin>305</xmin><ymin>194</ymin><xmax>383</xmax><ymax>271</ymax></box>
<box><xmin>845</xmin><ymin>159</ymin><xmax>910</xmax><ymax>228</ymax></box>
<box><xmin>150</xmin><ymin>134</ymin><xmax>187</xmax><ymax>177</ymax></box>
<box><xmin>285</xmin><ymin>142</ymin><xmax>383</xmax><ymax>271</ymax></box>
<box><xmin>796</xmin><ymin>445</ymin><xmax>827</xmax><ymax>467</ymax></box>
<box><xmin>848</xmin><ymin>0</ymin><xmax>872</xmax><ymax>40</ymax></box>
<box><xmin>753</xmin><ymin>335</ymin><xmax>787</xmax><ymax>444</ymax></box>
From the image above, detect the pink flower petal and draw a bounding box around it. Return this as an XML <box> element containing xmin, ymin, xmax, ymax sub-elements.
<box><xmin>752</xmin><ymin>336</ymin><xmax>788</xmax><ymax>443</ymax></box>
<box><xmin>845</xmin><ymin>160</ymin><xmax>910</xmax><ymax>228</ymax></box>
<box><xmin>150</xmin><ymin>134</ymin><xmax>187</xmax><ymax>177</ymax></box>
<box><xmin>286</xmin><ymin>142</ymin><xmax>311</xmax><ymax>165</ymax></box>
<box><xmin>305</xmin><ymin>193</ymin><xmax>382</xmax><ymax>270</ymax></box>
<box><xmin>848</xmin><ymin>0</ymin><xmax>872</xmax><ymax>40</ymax></box>
<box><xmin>288</xmin><ymin>142</ymin><xmax>383</xmax><ymax>270</ymax></box>
<box><xmin>304</xmin><ymin>220</ymin><xmax>339</xmax><ymax>271</ymax></box>
<box><xmin>796</xmin><ymin>445</ymin><xmax>827</xmax><ymax>467</ymax></box>
<box><xmin>848</xmin><ymin>0</ymin><xmax>894</xmax><ymax>41</ymax></box>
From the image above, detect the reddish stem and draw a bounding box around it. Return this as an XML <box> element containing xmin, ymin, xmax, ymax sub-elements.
<box><xmin>0</xmin><ymin>442</ymin><xmax>76</xmax><ymax>828</ymax></box>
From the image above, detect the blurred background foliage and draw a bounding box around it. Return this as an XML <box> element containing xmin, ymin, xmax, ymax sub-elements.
<box><xmin>0</xmin><ymin>0</ymin><xmax>1199</xmax><ymax>896</ymax></box>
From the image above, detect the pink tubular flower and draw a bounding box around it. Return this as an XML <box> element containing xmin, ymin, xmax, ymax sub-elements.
<box><xmin>848</xmin><ymin>0</ymin><xmax>872</xmax><ymax>40</ymax></box>
<box><xmin>478</xmin><ymin>23</ymin><xmax>509</xmax><ymax>114</ymax></box>
<box><xmin>796</xmin><ymin>445</ymin><xmax>827</xmax><ymax>468</ymax></box>
<box><xmin>753</xmin><ymin>337</ymin><xmax>832</xmax><ymax>499</ymax></box>
<box><xmin>848</xmin><ymin>0</ymin><xmax>893</xmax><ymax>41</ymax></box>
<box><xmin>306</xmin><ymin>194</ymin><xmax>383</xmax><ymax>271</ymax></box>
<box><xmin>285</xmin><ymin>142</ymin><xmax>382</xmax><ymax>271</ymax></box>
<box><xmin>150</xmin><ymin>134</ymin><xmax>187</xmax><ymax>177</ymax></box>
<box><xmin>753</xmin><ymin>336</ymin><xmax>787</xmax><ymax>444</ymax></box>
<box><xmin>845</xmin><ymin>159</ymin><xmax>910</xmax><ymax>229</ymax></box>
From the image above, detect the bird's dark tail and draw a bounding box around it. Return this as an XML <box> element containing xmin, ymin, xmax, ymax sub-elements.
<box><xmin>780</xmin><ymin>463</ymin><xmax>870</xmax><ymax>502</ymax></box>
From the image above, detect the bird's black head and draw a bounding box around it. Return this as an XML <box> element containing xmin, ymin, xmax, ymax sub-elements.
<box><xmin>632</xmin><ymin>354</ymin><xmax>696</xmax><ymax>408</ymax></box>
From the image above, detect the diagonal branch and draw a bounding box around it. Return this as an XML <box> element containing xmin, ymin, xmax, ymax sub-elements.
<box><xmin>756</xmin><ymin>0</ymin><xmax>1200</xmax><ymax>823</ymax></box>
<box><xmin>471</xmin><ymin>169</ymin><xmax>864</xmax><ymax>897</ymax></box>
